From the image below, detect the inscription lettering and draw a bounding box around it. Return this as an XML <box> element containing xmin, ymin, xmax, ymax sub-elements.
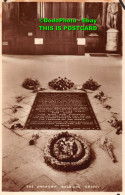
<box><xmin>25</xmin><ymin>92</ymin><xmax>100</xmax><ymax>130</ymax></box>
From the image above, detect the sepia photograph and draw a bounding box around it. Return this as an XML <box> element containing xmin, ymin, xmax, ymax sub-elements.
<box><xmin>1</xmin><ymin>0</ymin><xmax>123</xmax><ymax>193</ymax></box>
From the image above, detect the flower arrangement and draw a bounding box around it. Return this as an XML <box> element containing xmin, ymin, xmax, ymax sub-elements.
<box><xmin>108</xmin><ymin>115</ymin><xmax>122</xmax><ymax>135</ymax></box>
<box><xmin>94</xmin><ymin>91</ymin><xmax>108</xmax><ymax>103</ymax></box>
<box><xmin>16</xmin><ymin>95</ymin><xmax>26</xmax><ymax>103</ymax></box>
<box><xmin>48</xmin><ymin>77</ymin><xmax>74</xmax><ymax>90</ymax></box>
<box><xmin>29</xmin><ymin>134</ymin><xmax>40</xmax><ymax>145</ymax></box>
<box><xmin>81</xmin><ymin>78</ymin><xmax>101</xmax><ymax>91</ymax></box>
<box><xmin>99</xmin><ymin>136</ymin><xmax>116</xmax><ymax>163</ymax></box>
<box><xmin>10</xmin><ymin>123</ymin><xmax>23</xmax><ymax>130</ymax></box>
<box><xmin>10</xmin><ymin>105</ymin><xmax>23</xmax><ymax>113</ymax></box>
<box><xmin>22</xmin><ymin>78</ymin><xmax>40</xmax><ymax>90</ymax></box>
<box><xmin>44</xmin><ymin>132</ymin><xmax>91</xmax><ymax>171</ymax></box>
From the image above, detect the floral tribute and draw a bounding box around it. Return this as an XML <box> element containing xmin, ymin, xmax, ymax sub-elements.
<box><xmin>22</xmin><ymin>78</ymin><xmax>40</xmax><ymax>90</ymax></box>
<box><xmin>48</xmin><ymin>77</ymin><xmax>74</xmax><ymax>90</ymax></box>
<box><xmin>108</xmin><ymin>114</ymin><xmax>122</xmax><ymax>135</ymax></box>
<box><xmin>81</xmin><ymin>78</ymin><xmax>101</xmax><ymax>91</ymax></box>
<box><xmin>44</xmin><ymin>132</ymin><xmax>91</xmax><ymax>171</ymax></box>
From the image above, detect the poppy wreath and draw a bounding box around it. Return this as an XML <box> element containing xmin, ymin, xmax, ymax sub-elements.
<box><xmin>44</xmin><ymin>132</ymin><xmax>91</xmax><ymax>171</ymax></box>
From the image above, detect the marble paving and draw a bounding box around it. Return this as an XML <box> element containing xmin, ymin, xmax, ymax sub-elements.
<box><xmin>2</xmin><ymin>54</ymin><xmax>122</xmax><ymax>192</ymax></box>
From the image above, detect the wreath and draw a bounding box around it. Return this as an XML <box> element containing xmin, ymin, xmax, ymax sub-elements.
<box><xmin>44</xmin><ymin>132</ymin><xmax>91</xmax><ymax>171</ymax></box>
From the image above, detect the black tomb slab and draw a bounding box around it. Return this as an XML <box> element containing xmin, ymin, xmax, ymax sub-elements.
<box><xmin>25</xmin><ymin>92</ymin><xmax>100</xmax><ymax>130</ymax></box>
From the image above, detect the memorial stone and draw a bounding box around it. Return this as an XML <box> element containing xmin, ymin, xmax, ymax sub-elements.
<box><xmin>25</xmin><ymin>92</ymin><xmax>100</xmax><ymax>130</ymax></box>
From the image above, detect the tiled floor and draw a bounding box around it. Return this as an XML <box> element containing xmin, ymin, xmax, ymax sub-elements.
<box><xmin>2</xmin><ymin>54</ymin><xmax>122</xmax><ymax>192</ymax></box>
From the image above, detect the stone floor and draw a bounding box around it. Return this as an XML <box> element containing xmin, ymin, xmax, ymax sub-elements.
<box><xmin>2</xmin><ymin>54</ymin><xmax>122</xmax><ymax>192</ymax></box>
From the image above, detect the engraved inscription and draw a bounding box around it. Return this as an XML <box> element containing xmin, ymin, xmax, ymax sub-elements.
<box><xmin>25</xmin><ymin>92</ymin><xmax>100</xmax><ymax>130</ymax></box>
